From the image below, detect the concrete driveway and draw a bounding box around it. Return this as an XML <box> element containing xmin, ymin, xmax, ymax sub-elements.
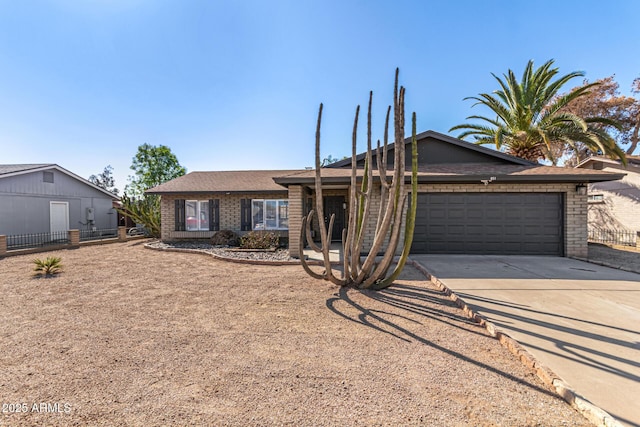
<box><xmin>410</xmin><ymin>255</ymin><xmax>640</xmax><ymax>427</ymax></box>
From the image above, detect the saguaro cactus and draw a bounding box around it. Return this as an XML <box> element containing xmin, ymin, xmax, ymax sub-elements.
<box><xmin>300</xmin><ymin>69</ymin><xmax>418</xmax><ymax>290</ymax></box>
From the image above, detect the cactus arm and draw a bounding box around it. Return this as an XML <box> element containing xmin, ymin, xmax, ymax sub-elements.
<box><xmin>299</xmin><ymin>215</ymin><xmax>326</xmax><ymax>280</ymax></box>
<box><xmin>359</xmin><ymin>194</ymin><xmax>406</xmax><ymax>289</ymax></box>
<box><xmin>304</xmin><ymin>210</ymin><xmax>323</xmax><ymax>253</ymax></box>
<box><xmin>322</xmin><ymin>213</ymin><xmax>347</xmax><ymax>286</ymax></box>
<box><xmin>352</xmin><ymin>92</ymin><xmax>374</xmax><ymax>278</ymax></box>
<box><xmin>345</xmin><ymin>106</ymin><xmax>360</xmax><ymax>282</ymax></box>
<box><xmin>313</xmin><ymin>103</ymin><xmax>335</xmax><ymax>278</ymax></box>
<box><xmin>355</xmin><ymin>77</ymin><xmax>405</xmax><ymax>284</ymax></box>
<box><xmin>374</xmin><ymin>112</ymin><xmax>418</xmax><ymax>290</ymax></box>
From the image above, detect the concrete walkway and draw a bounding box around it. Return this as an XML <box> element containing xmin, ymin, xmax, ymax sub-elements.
<box><xmin>410</xmin><ymin>255</ymin><xmax>640</xmax><ymax>427</ymax></box>
<box><xmin>303</xmin><ymin>243</ymin><xmax>342</xmax><ymax>263</ymax></box>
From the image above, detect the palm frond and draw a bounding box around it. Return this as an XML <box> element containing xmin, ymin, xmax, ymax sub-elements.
<box><xmin>454</xmin><ymin>59</ymin><xmax>624</xmax><ymax>163</ymax></box>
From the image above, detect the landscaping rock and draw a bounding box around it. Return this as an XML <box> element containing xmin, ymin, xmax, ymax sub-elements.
<box><xmin>148</xmin><ymin>240</ymin><xmax>296</xmax><ymax>262</ymax></box>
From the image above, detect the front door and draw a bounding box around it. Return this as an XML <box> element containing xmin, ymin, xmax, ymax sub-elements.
<box><xmin>323</xmin><ymin>196</ymin><xmax>345</xmax><ymax>241</ymax></box>
<box><xmin>50</xmin><ymin>201</ymin><xmax>69</xmax><ymax>238</ymax></box>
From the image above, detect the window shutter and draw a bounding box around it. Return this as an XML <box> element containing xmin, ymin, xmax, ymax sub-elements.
<box><xmin>240</xmin><ymin>199</ymin><xmax>252</xmax><ymax>231</ymax></box>
<box><xmin>209</xmin><ymin>199</ymin><xmax>220</xmax><ymax>231</ymax></box>
<box><xmin>175</xmin><ymin>199</ymin><xmax>186</xmax><ymax>231</ymax></box>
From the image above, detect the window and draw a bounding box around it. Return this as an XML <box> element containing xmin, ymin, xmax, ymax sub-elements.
<box><xmin>251</xmin><ymin>199</ymin><xmax>288</xmax><ymax>230</ymax></box>
<box><xmin>43</xmin><ymin>171</ymin><xmax>54</xmax><ymax>183</ymax></box>
<box><xmin>588</xmin><ymin>194</ymin><xmax>605</xmax><ymax>203</ymax></box>
<box><xmin>185</xmin><ymin>200</ymin><xmax>210</xmax><ymax>231</ymax></box>
<box><xmin>175</xmin><ymin>199</ymin><xmax>219</xmax><ymax>232</ymax></box>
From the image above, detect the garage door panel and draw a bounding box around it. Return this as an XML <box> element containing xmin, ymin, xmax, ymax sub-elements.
<box><xmin>466</xmin><ymin>225</ymin><xmax>484</xmax><ymax>235</ymax></box>
<box><xmin>412</xmin><ymin>193</ymin><xmax>563</xmax><ymax>255</ymax></box>
<box><xmin>467</xmin><ymin>209</ymin><xmax>484</xmax><ymax>219</ymax></box>
<box><xmin>427</xmin><ymin>225</ymin><xmax>446</xmax><ymax>235</ymax></box>
<box><xmin>483</xmin><ymin>194</ymin><xmax>504</xmax><ymax>204</ymax></box>
<box><xmin>447</xmin><ymin>224</ymin><xmax>466</xmax><ymax>234</ymax></box>
<box><xmin>447</xmin><ymin>194</ymin><xmax>468</xmax><ymax>204</ymax></box>
<box><xmin>523</xmin><ymin>194</ymin><xmax>544</xmax><ymax>204</ymax></box>
<box><xmin>523</xmin><ymin>225</ymin><xmax>543</xmax><ymax>235</ymax></box>
<box><xmin>540</xmin><ymin>226</ymin><xmax>558</xmax><ymax>237</ymax></box>
<box><xmin>428</xmin><ymin>194</ymin><xmax>448</xmax><ymax>204</ymax></box>
<box><xmin>543</xmin><ymin>211</ymin><xmax>561</xmax><ymax>220</ymax></box>
<box><xmin>464</xmin><ymin>194</ymin><xmax>484</xmax><ymax>204</ymax></box>
<box><xmin>445</xmin><ymin>242</ymin><xmax>467</xmax><ymax>252</ymax></box>
<box><xmin>465</xmin><ymin>242</ymin><xmax>486</xmax><ymax>252</ymax></box>
<box><xmin>448</xmin><ymin>209</ymin><xmax>465</xmax><ymax>219</ymax></box>
<box><xmin>485</xmin><ymin>207</ymin><xmax>503</xmax><ymax>217</ymax></box>
<box><xmin>428</xmin><ymin>209</ymin><xmax>447</xmax><ymax>219</ymax></box>
<box><xmin>504</xmin><ymin>225</ymin><xmax>521</xmax><ymax>235</ymax></box>
<box><xmin>505</xmin><ymin>208</ymin><xmax>523</xmax><ymax>219</ymax></box>
<box><xmin>502</xmin><ymin>242</ymin><xmax>523</xmax><ymax>251</ymax></box>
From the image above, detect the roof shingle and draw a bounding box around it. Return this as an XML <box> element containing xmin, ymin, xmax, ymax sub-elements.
<box><xmin>146</xmin><ymin>170</ymin><xmax>304</xmax><ymax>194</ymax></box>
<box><xmin>0</xmin><ymin>164</ymin><xmax>55</xmax><ymax>175</ymax></box>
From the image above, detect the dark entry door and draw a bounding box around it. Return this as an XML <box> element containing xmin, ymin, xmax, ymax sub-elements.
<box><xmin>323</xmin><ymin>196</ymin><xmax>346</xmax><ymax>241</ymax></box>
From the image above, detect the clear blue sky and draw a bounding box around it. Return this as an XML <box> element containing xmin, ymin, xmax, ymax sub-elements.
<box><xmin>1</xmin><ymin>0</ymin><xmax>639</xmax><ymax>192</ymax></box>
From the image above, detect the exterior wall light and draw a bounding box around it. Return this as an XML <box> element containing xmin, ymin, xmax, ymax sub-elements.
<box><xmin>575</xmin><ymin>183</ymin><xmax>587</xmax><ymax>195</ymax></box>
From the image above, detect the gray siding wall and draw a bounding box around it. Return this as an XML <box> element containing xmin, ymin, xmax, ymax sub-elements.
<box><xmin>355</xmin><ymin>137</ymin><xmax>512</xmax><ymax>168</ymax></box>
<box><xmin>0</xmin><ymin>169</ymin><xmax>116</xmax><ymax>235</ymax></box>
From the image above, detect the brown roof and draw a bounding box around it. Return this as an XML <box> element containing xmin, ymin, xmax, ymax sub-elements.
<box><xmin>147</xmin><ymin>163</ymin><xmax>625</xmax><ymax>195</ymax></box>
<box><xmin>146</xmin><ymin>170</ymin><xmax>304</xmax><ymax>194</ymax></box>
<box><xmin>273</xmin><ymin>163</ymin><xmax>625</xmax><ymax>185</ymax></box>
<box><xmin>576</xmin><ymin>155</ymin><xmax>640</xmax><ymax>169</ymax></box>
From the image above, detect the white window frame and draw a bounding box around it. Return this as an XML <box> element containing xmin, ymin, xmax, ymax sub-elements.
<box><xmin>185</xmin><ymin>200</ymin><xmax>210</xmax><ymax>231</ymax></box>
<box><xmin>252</xmin><ymin>199</ymin><xmax>288</xmax><ymax>231</ymax></box>
<box><xmin>588</xmin><ymin>194</ymin><xmax>605</xmax><ymax>204</ymax></box>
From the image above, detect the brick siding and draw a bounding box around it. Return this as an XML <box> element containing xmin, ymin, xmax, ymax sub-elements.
<box><xmin>162</xmin><ymin>183</ymin><xmax>588</xmax><ymax>258</ymax></box>
<box><xmin>288</xmin><ymin>182</ymin><xmax>587</xmax><ymax>259</ymax></box>
<box><xmin>160</xmin><ymin>193</ymin><xmax>288</xmax><ymax>241</ymax></box>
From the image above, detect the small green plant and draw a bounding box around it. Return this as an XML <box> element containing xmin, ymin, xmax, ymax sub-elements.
<box><xmin>33</xmin><ymin>256</ymin><xmax>63</xmax><ymax>277</ymax></box>
<box><xmin>239</xmin><ymin>231</ymin><xmax>279</xmax><ymax>249</ymax></box>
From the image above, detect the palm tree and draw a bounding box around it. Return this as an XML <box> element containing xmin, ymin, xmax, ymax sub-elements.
<box><xmin>450</xmin><ymin>59</ymin><xmax>626</xmax><ymax>164</ymax></box>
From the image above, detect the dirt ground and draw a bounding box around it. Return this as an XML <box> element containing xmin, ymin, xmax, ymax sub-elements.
<box><xmin>0</xmin><ymin>241</ymin><xmax>591</xmax><ymax>426</ymax></box>
<box><xmin>588</xmin><ymin>243</ymin><xmax>640</xmax><ymax>274</ymax></box>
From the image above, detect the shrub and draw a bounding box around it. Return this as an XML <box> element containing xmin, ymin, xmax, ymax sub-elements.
<box><xmin>33</xmin><ymin>256</ymin><xmax>63</xmax><ymax>277</ymax></box>
<box><xmin>211</xmin><ymin>230</ymin><xmax>239</xmax><ymax>246</ymax></box>
<box><xmin>117</xmin><ymin>194</ymin><xmax>160</xmax><ymax>238</ymax></box>
<box><xmin>239</xmin><ymin>231</ymin><xmax>279</xmax><ymax>249</ymax></box>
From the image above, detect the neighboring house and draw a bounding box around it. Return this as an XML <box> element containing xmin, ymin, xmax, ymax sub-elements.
<box><xmin>0</xmin><ymin>164</ymin><xmax>119</xmax><ymax>236</ymax></box>
<box><xmin>575</xmin><ymin>155</ymin><xmax>640</xmax><ymax>232</ymax></box>
<box><xmin>147</xmin><ymin>131</ymin><xmax>624</xmax><ymax>259</ymax></box>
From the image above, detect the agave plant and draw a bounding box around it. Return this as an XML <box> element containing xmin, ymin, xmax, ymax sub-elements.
<box><xmin>33</xmin><ymin>256</ymin><xmax>63</xmax><ymax>277</ymax></box>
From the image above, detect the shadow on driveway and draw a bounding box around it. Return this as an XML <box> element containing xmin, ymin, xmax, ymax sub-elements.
<box><xmin>410</xmin><ymin>254</ymin><xmax>640</xmax><ymax>427</ymax></box>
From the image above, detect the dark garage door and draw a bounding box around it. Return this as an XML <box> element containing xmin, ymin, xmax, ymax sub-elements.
<box><xmin>412</xmin><ymin>193</ymin><xmax>563</xmax><ymax>255</ymax></box>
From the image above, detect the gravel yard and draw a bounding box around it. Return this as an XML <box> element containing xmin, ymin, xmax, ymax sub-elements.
<box><xmin>146</xmin><ymin>240</ymin><xmax>297</xmax><ymax>262</ymax></box>
<box><xmin>0</xmin><ymin>241</ymin><xmax>590</xmax><ymax>426</ymax></box>
<box><xmin>587</xmin><ymin>243</ymin><xmax>640</xmax><ymax>274</ymax></box>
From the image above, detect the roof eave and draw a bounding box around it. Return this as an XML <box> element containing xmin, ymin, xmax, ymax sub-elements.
<box><xmin>145</xmin><ymin>189</ymin><xmax>288</xmax><ymax>195</ymax></box>
<box><xmin>409</xmin><ymin>173</ymin><xmax>627</xmax><ymax>184</ymax></box>
<box><xmin>274</xmin><ymin>172</ymin><xmax>627</xmax><ymax>186</ymax></box>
